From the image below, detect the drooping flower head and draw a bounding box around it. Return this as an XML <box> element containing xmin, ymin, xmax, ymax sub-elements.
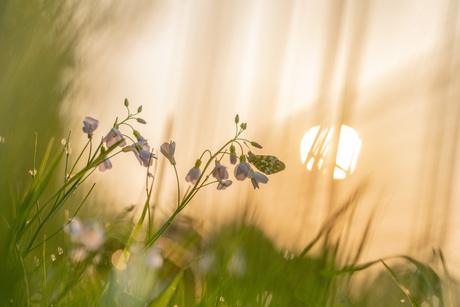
<box><xmin>250</xmin><ymin>170</ymin><xmax>269</xmax><ymax>189</ymax></box>
<box><xmin>217</xmin><ymin>180</ymin><xmax>232</xmax><ymax>190</ymax></box>
<box><xmin>103</xmin><ymin>127</ymin><xmax>126</xmax><ymax>148</ymax></box>
<box><xmin>82</xmin><ymin>117</ymin><xmax>99</xmax><ymax>138</ymax></box>
<box><xmin>98</xmin><ymin>146</ymin><xmax>113</xmax><ymax>172</ymax></box>
<box><xmin>99</xmin><ymin>158</ymin><xmax>112</xmax><ymax>172</ymax></box>
<box><xmin>234</xmin><ymin>155</ymin><xmax>252</xmax><ymax>181</ymax></box>
<box><xmin>212</xmin><ymin>161</ymin><xmax>228</xmax><ymax>181</ymax></box>
<box><xmin>160</xmin><ymin>141</ymin><xmax>176</xmax><ymax>165</ymax></box>
<box><xmin>123</xmin><ymin>137</ymin><xmax>156</xmax><ymax>167</ymax></box>
<box><xmin>186</xmin><ymin>159</ymin><xmax>202</xmax><ymax>184</ymax></box>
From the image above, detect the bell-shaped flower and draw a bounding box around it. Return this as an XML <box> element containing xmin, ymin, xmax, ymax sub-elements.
<box><xmin>160</xmin><ymin>141</ymin><xmax>176</xmax><ymax>165</ymax></box>
<box><xmin>186</xmin><ymin>159</ymin><xmax>202</xmax><ymax>184</ymax></box>
<box><xmin>250</xmin><ymin>170</ymin><xmax>269</xmax><ymax>189</ymax></box>
<box><xmin>82</xmin><ymin>117</ymin><xmax>99</xmax><ymax>137</ymax></box>
<box><xmin>212</xmin><ymin>161</ymin><xmax>228</xmax><ymax>181</ymax></box>
<box><xmin>217</xmin><ymin>180</ymin><xmax>232</xmax><ymax>190</ymax></box>
<box><xmin>234</xmin><ymin>155</ymin><xmax>252</xmax><ymax>181</ymax></box>
<box><xmin>64</xmin><ymin>218</ymin><xmax>82</xmax><ymax>240</ymax></box>
<box><xmin>99</xmin><ymin>157</ymin><xmax>112</xmax><ymax>172</ymax></box>
<box><xmin>125</xmin><ymin>138</ymin><xmax>156</xmax><ymax>167</ymax></box>
<box><xmin>98</xmin><ymin>146</ymin><xmax>113</xmax><ymax>172</ymax></box>
<box><xmin>103</xmin><ymin>127</ymin><xmax>126</xmax><ymax>148</ymax></box>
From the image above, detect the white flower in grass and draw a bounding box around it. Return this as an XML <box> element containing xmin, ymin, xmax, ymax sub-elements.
<box><xmin>64</xmin><ymin>218</ymin><xmax>82</xmax><ymax>240</ymax></box>
<box><xmin>227</xmin><ymin>248</ymin><xmax>246</xmax><ymax>276</ymax></box>
<box><xmin>103</xmin><ymin>127</ymin><xmax>126</xmax><ymax>148</ymax></box>
<box><xmin>217</xmin><ymin>180</ymin><xmax>232</xmax><ymax>190</ymax></box>
<box><xmin>212</xmin><ymin>161</ymin><xmax>228</xmax><ymax>181</ymax></box>
<box><xmin>160</xmin><ymin>141</ymin><xmax>176</xmax><ymax>165</ymax></box>
<box><xmin>234</xmin><ymin>156</ymin><xmax>252</xmax><ymax>181</ymax></box>
<box><xmin>250</xmin><ymin>170</ymin><xmax>268</xmax><ymax>189</ymax></box>
<box><xmin>146</xmin><ymin>246</ymin><xmax>164</xmax><ymax>269</ymax></box>
<box><xmin>78</xmin><ymin>221</ymin><xmax>105</xmax><ymax>251</ymax></box>
<box><xmin>70</xmin><ymin>247</ymin><xmax>88</xmax><ymax>263</ymax></box>
<box><xmin>99</xmin><ymin>157</ymin><xmax>112</xmax><ymax>172</ymax></box>
<box><xmin>186</xmin><ymin>159</ymin><xmax>202</xmax><ymax>184</ymax></box>
<box><xmin>82</xmin><ymin>117</ymin><xmax>99</xmax><ymax>137</ymax></box>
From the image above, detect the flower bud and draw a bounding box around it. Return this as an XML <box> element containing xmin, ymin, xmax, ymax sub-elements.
<box><xmin>240</xmin><ymin>123</ymin><xmax>247</xmax><ymax>130</ymax></box>
<box><xmin>122</xmin><ymin>146</ymin><xmax>132</xmax><ymax>152</ymax></box>
<box><xmin>133</xmin><ymin>130</ymin><xmax>141</xmax><ymax>139</ymax></box>
<box><xmin>250</xmin><ymin>141</ymin><xmax>262</xmax><ymax>149</ymax></box>
<box><xmin>137</xmin><ymin>105</ymin><xmax>143</xmax><ymax>113</ymax></box>
<box><xmin>230</xmin><ymin>144</ymin><xmax>237</xmax><ymax>164</ymax></box>
<box><xmin>234</xmin><ymin>114</ymin><xmax>239</xmax><ymax>124</ymax></box>
<box><xmin>124</xmin><ymin>98</ymin><xmax>129</xmax><ymax>107</ymax></box>
<box><xmin>135</xmin><ymin>144</ymin><xmax>143</xmax><ymax>152</ymax></box>
<box><xmin>137</xmin><ymin>118</ymin><xmax>147</xmax><ymax>124</ymax></box>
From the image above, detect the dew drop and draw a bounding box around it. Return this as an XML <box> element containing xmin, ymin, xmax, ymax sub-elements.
<box><xmin>58</xmin><ymin>247</ymin><xmax>63</xmax><ymax>255</ymax></box>
<box><xmin>51</xmin><ymin>254</ymin><xmax>56</xmax><ymax>261</ymax></box>
<box><xmin>400</xmin><ymin>298</ymin><xmax>405</xmax><ymax>303</ymax></box>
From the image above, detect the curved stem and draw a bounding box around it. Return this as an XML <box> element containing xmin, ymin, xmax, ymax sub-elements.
<box><xmin>199</xmin><ymin>149</ymin><xmax>213</xmax><ymax>161</ymax></box>
<box><xmin>173</xmin><ymin>165</ymin><xmax>181</xmax><ymax>209</ymax></box>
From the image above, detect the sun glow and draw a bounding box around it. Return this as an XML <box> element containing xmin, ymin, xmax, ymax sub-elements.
<box><xmin>301</xmin><ymin>125</ymin><xmax>361</xmax><ymax>179</ymax></box>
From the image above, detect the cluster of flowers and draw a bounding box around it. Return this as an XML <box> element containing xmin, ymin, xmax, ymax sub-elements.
<box><xmin>83</xmin><ymin>100</ymin><xmax>275</xmax><ymax>191</ymax></box>
<box><xmin>167</xmin><ymin>115</ymin><xmax>271</xmax><ymax>190</ymax></box>
<box><xmin>82</xmin><ymin>99</ymin><xmax>156</xmax><ymax>172</ymax></box>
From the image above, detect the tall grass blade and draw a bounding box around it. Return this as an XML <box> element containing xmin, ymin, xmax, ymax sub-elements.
<box><xmin>380</xmin><ymin>259</ymin><xmax>421</xmax><ymax>307</ymax></box>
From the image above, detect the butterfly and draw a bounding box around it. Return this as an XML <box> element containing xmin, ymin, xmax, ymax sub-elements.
<box><xmin>247</xmin><ymin>151</ymin><xmax>285</xmax><ymax>175</ymax></box>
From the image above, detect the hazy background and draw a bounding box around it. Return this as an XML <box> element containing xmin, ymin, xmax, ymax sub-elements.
<box><xmin>2</xmin><ymin>0</ymin><xmax>459</xmax><ymax>279</ymax></box>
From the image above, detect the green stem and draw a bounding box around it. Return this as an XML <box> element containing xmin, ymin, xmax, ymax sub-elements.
<box><xmin>145</xmin><ymin>132</ymin><xmax>244</xmax><ymax>249</ymax></box>
<box><xmin>173</xmin><ymin>165</ymin><xmax>181</xmax><ymax>208</ymax></box>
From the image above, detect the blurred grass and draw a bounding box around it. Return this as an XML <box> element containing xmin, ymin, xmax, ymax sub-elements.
<box><xmin>0</xmin><ymin>0</ymin><xmax>76</xmax><ymax>302</ymax></box>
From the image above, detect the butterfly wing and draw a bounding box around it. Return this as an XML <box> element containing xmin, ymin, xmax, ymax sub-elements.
<box><xmin>248</xmin><ymin>152</ymin><xmax>285</xmax><ymax>175</ymax></box>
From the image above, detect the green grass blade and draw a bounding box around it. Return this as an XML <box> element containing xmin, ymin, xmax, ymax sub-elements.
<box><xmin>380</xmin><ymin>259</ymin><xmax>420</xmax><ymax>307</ymax></box>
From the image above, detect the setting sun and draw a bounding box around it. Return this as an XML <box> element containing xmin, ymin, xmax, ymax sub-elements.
<box><xmin>301</xmin><ymin>125</ymin><xmax>361</xmax><ymax>179</ymax></box>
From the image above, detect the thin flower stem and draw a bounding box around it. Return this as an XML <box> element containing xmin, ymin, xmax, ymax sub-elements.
<box><xmin>199</xmin><ymin>149</ymin><xmax>213</xmax><ymax>161</ymax></box>
<box><xmin>200</xmin><ymin>180</ymin><xmax>219</xmax><ymax>188</ymax></box>
<box><xmin>146</xmin><ymin>133</ymin><xmax>243</xmax><ymax>249</ymax></box>
<box><xmin>173</xmin><ymin>165</ymin><xmax>181</xmax><ymax>208</ymax></box>
<box><xmin>87</xmin><ymin>139</ymin><xmax>92</xmax><ymax>164</ymax></box>
<box><xmin>122</xmin><ymin>133</ymin><xmax>136</xmax><ymax>144</ymax></box>
<box><xmin>26</xmin><ymin>183</ymin><xmax>96</xmax><ymax>255</ymax></box>
<box><xmin>69</xmin><ymin>139</ymin><xmax>90</xmax><ymax>176</ymax></box>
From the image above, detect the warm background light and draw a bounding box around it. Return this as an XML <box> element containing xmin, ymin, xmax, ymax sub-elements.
<box><xmin>58</xmin><ymin>0</ymin><xmax>460</xmax><ymax>278</ymax></box>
